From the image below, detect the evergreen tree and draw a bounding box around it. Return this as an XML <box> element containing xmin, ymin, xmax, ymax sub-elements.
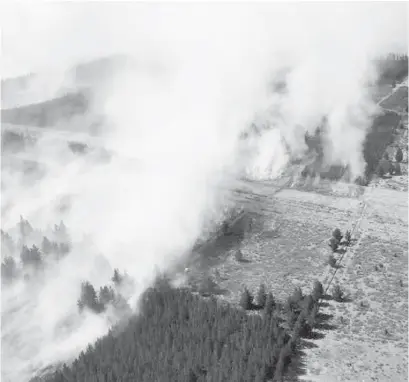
<box><xmin>41</xmin><ymin>237</ymin><xmax>53</xmax><ymax>254</ymax></box>
<box><xmin>239</xmin><ymin>287</ymin><xmax>253</xmax><ymax>310</ymax></box>
<box><xmin>99</xmin><ymin>285</ymin><xmax>116</xmax><ymax>306</ymax></box>
<box><xmin>312</xmin><ymin>280</ymin><xmax>324</xmax><ymax>301</ymax></box>
<box><xmin>328</xmin><ymin>254</ymin><xmax>337</xmax><ymax>268</ymax></box>
<box><xmin>263</xmin><ymin>292</ymin><xmax>276</xmax><ymax>317</ymax></box>
<box><xmin>1</xmin><ymin>257</ymin><xmax>17</xmax><ymax>283</ymax></box>
<box><xmin>332</xmin><ymin>228</ymin><xmax>343</xmax><ymax>243</ymax></box>
<box><xmin>112</xmin><ymin>268</ymin><xmax>123</xmax><ymax>286</ymax></box>
<box><xmin>19</xmin><ymin>216</ymin><xmax>33</xmax><ymax>238</ymax></box>
<box><xmin>256</xmin><ymin>283</ymin><xmax>267</xmax><ymax>308</ymax></box>
<box><xmin>395</xmin><ymin>147</ymin><xmax>403</xmax><ymax>163</ymax></box>
<box><xmin>329</xmin><ymin>237</ymin><xmax>339</xmax><ymax>253</ymax></box>
<box><xmin>78</xmin><ymin>281</ymin><xmax>102</xmax><ymax>313</ymax></box>
<box><xmin>332</xmin><ymin>284</ymin><xmax>344</xmax><ymax>302</ymax></box>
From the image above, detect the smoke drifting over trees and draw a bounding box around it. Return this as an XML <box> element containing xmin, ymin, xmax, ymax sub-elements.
<box><xmin>1</xmin><ymin>2</ymin><xmax>407</xmax><ymax>381</ymax></box>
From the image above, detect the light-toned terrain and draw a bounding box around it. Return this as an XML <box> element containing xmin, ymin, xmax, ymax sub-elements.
<box><xmin>188</xmin><ymin>182</ymin><xmax>408</xmax><ymax>382</ymax></box>
<box><xmin>186</xmin><ymin>80</ymin><xmax>408</xmax><ymax>381</ymax></box>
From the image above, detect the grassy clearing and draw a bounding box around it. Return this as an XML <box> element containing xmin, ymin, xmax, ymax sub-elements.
<box><xmin>187</xmin><ymin>184</ymin><xmax>407</xmax><ymax>382</ymax></box>
<box><xmin>301</xmin><ymin>233</ymin><xmax>408</xmax><ymax>382</ymax></box>
<box><xmin>213</xmin><ymin>219</ymin><xmax>331</xmax><ymax>302</ymax></box>
<box><xmin>335</xmin><ymin>236</ymin><xmax>408</xmax><ymax>341</ymax></box>
<box><xmin>188</xmin><ymin>188</ymin><xmax>362</xmax><ymax>302</ymax></box>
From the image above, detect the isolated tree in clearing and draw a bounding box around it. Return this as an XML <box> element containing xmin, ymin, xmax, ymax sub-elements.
<box><xmin>312</xmin><ymin>280</ymin><xmax>324</xmax><ymax>301</ymax></box>
<box><xmin>332</xmin><ymin>228</ymin><xmax>343</xmax><ymax>243</ymax></box>
<box><xmin>328</xmin><ymin>254</ymin><xmax>337</xmax><ymax>268</ymax></box>
<box><xmin>332</xmin><ymin>284</ymin><xmax>344</xmax><ymax>302</ymax></box>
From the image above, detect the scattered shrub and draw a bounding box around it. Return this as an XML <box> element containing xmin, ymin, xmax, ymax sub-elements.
<box><xmin>332</xmin><ymin>285</ymin><xmax>344</xmax><ymax>302</ymax></box>
<box><xmin>329</xmin><ymin>237</ymin><xmax>339</xmax><ymax>253</ymax></box>
<box><xmin>312</xmin><ymin>280</ymin><xmax>324</xmax><ymax>301</ymax></box>
<box><xmin>235</xmin><ymin>249</ymin><xmax>245</xmax><ymax>262</ymax></box>
<box><xmin>383</xmin><ymin>152</ymin><xmax>389</xmax><ymax>160</ymax></box>
<box><xmin>344</xmin><ymin>230</ymin><xmax>352</xmax><ymax>246</ymax></box>
<box><xmin>332</xmin><ymin>228</ymin><xmax>343</xmax><ymax>243</ymax></box>
<box><xmin>328</xmin><ymin>254</ymin><xmax>337</xmax><ymax>268</ymax></box>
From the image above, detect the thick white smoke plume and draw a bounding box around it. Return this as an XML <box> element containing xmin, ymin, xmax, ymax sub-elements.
<box><xmin>1</xmin><ymin>2</ymin><xmax>407</xmax><ymax>381</ymax></box>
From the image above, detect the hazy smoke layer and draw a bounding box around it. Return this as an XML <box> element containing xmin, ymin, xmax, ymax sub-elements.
<box><xmin>1</xmin><ymin>3</ymin><xmax>407</xmax><ymax>381</ymax></box>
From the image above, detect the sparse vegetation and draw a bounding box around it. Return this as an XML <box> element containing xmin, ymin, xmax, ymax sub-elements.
<box><xmin>312</xmin><ymin>280</ymin><xmax>324</xmax><ymax>301</ymax></box>
<box><xmin>328</xmin><ymin>254</ymin><xmax>337</xmax><ymax>268</ymax></box>
<box><xmin>234</xmin><ymin>249</ymin><xmax>245</xmax><ymax>262</ymax></box>
<box><xmin>329</xmin><ymin>237</ymin><xmax>339</xmax><ymax>253</ymax></box>
<box><xmin>344</xmin><ymin>230</ymin><xmax>352</xmax><ymax>246</ymax></box>
<box><xmin>332</xmin><ymin>228</ymin><xmax>343</xmax><ymax>243</ymax></box>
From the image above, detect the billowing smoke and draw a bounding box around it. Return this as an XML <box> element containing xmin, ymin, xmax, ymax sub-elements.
<box><xmin>1</xmin><ymin>2</ymin><xmax>407</xmax><ymax>381</ymax></box>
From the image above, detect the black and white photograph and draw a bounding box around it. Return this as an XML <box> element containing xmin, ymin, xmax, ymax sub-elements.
<box><xmin>1</xmin><ymin>2</ymin><xmax>408</xmax><ymax>381</ymax></box>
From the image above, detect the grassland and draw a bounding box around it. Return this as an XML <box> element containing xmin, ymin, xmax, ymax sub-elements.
<box><xmin>187</xmin><ymin>181</ymin><xmax>408</xmax><ymax>382</ymax></box>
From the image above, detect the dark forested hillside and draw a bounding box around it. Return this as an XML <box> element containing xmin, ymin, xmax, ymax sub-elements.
<box><xmin>2</xmin><ymin>217</ymin><xmax>326</xmax><ymax>382</ymax></box>
<box><xmin>34</xmin><ymin>276</ymin><xmax>325</xmax><ymax>382</ymax></box>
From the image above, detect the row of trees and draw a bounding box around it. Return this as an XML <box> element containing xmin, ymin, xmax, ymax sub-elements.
<box><xmin>37</xmin><ymin>275</ymin><xmax>327</xmax><ymax>382</ymax></box>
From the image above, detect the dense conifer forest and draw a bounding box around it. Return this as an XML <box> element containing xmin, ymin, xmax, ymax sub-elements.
<box><xmin>2</xmin><ymin>219</ymin><xmax>328</xmax><ymax>382</ymax></box>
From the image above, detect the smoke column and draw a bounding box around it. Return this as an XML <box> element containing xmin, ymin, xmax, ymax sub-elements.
<box><xmin>1</xmin><ymin>3</ymin><xmax>407</xmax><ymax>381</ymax></box>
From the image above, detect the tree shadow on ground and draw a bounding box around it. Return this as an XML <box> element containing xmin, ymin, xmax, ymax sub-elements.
<box><xmin>336</xmin><ymin>247</ymin><xmax>347</xmax><ymax>255</ymax></box>
<box><xmin>235</xmin><ymin>257</ymin><xmax>251</xmax><ymax>264</ymax></box>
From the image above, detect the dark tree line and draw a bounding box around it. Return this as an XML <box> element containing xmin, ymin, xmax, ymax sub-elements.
<box><xmin>36</xmin><ymin>276</ymin><xmax>326</xmax><ymax>382</ymax></box>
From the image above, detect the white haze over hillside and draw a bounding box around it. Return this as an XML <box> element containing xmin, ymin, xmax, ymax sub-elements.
<box><xmin>1</xmin><ymin>2</ymin><xmax>407</xmax><ymax>381</ymax></box>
